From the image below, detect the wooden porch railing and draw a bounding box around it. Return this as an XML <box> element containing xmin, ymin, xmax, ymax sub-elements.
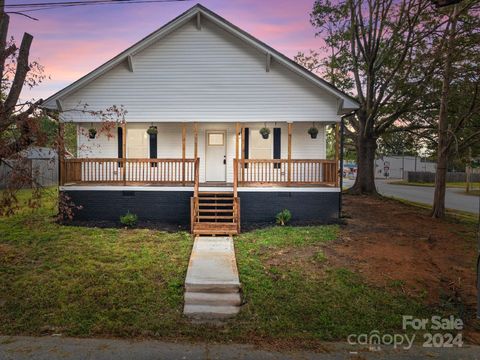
<box><xmin>236</xmin><ymin>159</ymin><xmax>337</xmax><ymax>186</ymax></box>
<box><xmin>62</xmin><ymin>158</ymin><xmax>197</xmax><ymax>185</ymax></box>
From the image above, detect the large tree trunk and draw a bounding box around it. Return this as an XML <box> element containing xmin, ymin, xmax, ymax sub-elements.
<box><xmin>350</xmin><ymin>131</ymin><xmax>378</xmax><ymax>194</ymax></box>
<box><xmin>432</xmin><ymin>8</ymin><xmax>457</xmax><ymax>218</ymax></box>
<box><xmin>432</xmin><ymin>149</ymin><xmax>447</xmax><ymax>217</ymax></box>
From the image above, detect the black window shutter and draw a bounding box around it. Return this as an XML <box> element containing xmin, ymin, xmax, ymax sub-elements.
<box><xmin>149</xmin><ymin>130</ymin><xmax>157</xmax><ymax>167</ymax></box>
<box><xmin>117</xmin><ymin>127</ymin><xmax>123</xmax><ymax>167</ymax></box>
<box><xmin>244</xmin><ymin>127</ymin><xmax>249</xmax><ymax>168</ymax></box>
<box><xmin>273</xmin><ymin>128</ymin><xmax>281</xmax><ymax>169</ymax></box>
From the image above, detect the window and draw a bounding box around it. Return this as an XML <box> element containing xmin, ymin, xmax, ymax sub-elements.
<box><xmin>208</xmin><ymin>133</ymin><xmax>224</xmax><ymax>146</ymax></box>
<box><xmin>250</xmin><ymin>127</ymin><xmax>272</xmax><ymax>159</ymax></box>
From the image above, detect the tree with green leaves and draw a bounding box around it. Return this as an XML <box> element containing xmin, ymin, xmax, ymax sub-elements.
<box><xmin>296</xmin><ymin>0</ymin><xmax>441</xmax><ymax>194</ymax></box>
<box><xmin>428</xmin><ymin>1</ymin><xmax>480</xmax><ymax>217</ymax></box>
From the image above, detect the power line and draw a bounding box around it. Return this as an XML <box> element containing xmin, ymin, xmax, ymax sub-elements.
<box><xmin>6</xmin><ymin>0</ymin><xmax>190</xmax><ymax>13</ymax></box>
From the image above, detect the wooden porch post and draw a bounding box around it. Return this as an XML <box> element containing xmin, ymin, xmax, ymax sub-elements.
<box><xmin>122</xmin><ymin>122</ymin><xmax>126</xmax><ymax>185</ymax></box>
<box><xmin>182</xmin><ymin>123</ymin><xmax>186</xmax><ymax>185</ymax></box>
<box><xmin>241</xmin><ymin>124</ymin><xmax>245</xmax><ymax>183</ymax></box>
<box><xmin>287</xmin><ymin>122</ymin><xmax>292</xmax><ymax>185</ymax></box>
<box><xmin>193</xmin><ymin>122</ymin><xmax>198</xmax><ymax>160</ymax></box>
<box><xmin>234</xmin><ymin>122</ymin><xmax>240</xmax><ymax>197</ymax></box>
<box><xmin>335</xmin><ymin>123</ymin><xmax>340</xmax><ymax>187</ymax></box>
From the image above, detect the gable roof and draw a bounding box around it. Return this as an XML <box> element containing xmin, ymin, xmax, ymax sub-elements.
<box><xmin>43</xmin><ymin>3</ymin><xmax>359</xmax><ymax>114</ymax></box>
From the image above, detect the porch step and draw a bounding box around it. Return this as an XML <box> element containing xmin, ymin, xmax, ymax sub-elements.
<box><xmin>192</xmin><ymin>223</ymin><xmax>238</xmax><ymax>236</ymax></box>
<box><xmin>198</xmin><ymin>197</ymin><xmax>234</xmax><ymax>201</ymax></box>
<box><xmin>197</xmin><ymin>203</ymin><xmax>234</xmax><ymax>207</ymax></box>
<box><xmin>198</xmin><ymin>192</ymin><xmax>234</xmax><ymax>196</ymax></box>
<box><xmin>192</xmin><ymin>190</ymin><xmax>239</xmax><ymax>235</ymax></box>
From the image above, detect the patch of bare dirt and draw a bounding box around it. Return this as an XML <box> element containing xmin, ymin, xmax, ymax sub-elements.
<box><xmin>327</xmin><ymin>195</ymin><xmax>477</xmax><ymax>308</ymax></box>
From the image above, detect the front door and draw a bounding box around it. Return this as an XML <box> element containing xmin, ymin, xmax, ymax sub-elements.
<box><xmin>205</xmin><ymin>131</ymin><xmax>226</xmax><ymax>182</ymax></box>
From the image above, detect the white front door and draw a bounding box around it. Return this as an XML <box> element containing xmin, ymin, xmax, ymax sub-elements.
<box><xmin>205</xmin><ymin>131</ymin><xmax>226</xmax><ymax>182</ymax></box>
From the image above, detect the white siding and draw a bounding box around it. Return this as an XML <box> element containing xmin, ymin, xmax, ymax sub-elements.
<box><xmin>77</xmin><ymin>122</ymin><xmax>326</xmax><ymax>183</ymax></box>
<box><xmin>61</xmin><ymin>17</ymin><xmax>340</xmax><ymax>123</ymax></box>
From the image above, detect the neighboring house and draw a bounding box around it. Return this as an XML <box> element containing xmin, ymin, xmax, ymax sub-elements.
<box><xmin>0</xmin><ymin>147</ymin><xmax>58</xmax><ymax>188</ymax></box>
<box><xmin>375</xmin><ymin>155</ymin><xmax>437</xmax><ymax>179</ymax></box>
<box><xmin>43</xmin><ymin>4</ymin><xmax>359</xmax><ymax>234</ymax></box>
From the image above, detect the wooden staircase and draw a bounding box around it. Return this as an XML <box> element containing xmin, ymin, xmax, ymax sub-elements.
<box><xmin>191</xmin><ymin>192</ymin><xmax>240</xmax><ymax>236</ymax></box>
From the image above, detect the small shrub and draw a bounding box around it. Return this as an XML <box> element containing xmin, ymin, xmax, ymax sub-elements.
<box><xmin>120</xmin><ymin>211</ymin><xmax>138</xmax><ymax>227</ymax></box>
<box><xmin>276</xmin><ymin>209</ymin><xmax>292</xmax><ymax>226</ymax></box>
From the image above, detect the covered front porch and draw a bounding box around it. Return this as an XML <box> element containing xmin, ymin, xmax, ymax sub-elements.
<box><xmin>59</xmin><ymin>121</ymin><xmax>340</xmax><ymax>189</ymax></box>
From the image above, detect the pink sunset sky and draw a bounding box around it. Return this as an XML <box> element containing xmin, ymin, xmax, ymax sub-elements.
<box><xmin>8</xmin><ymin>0</ymin><xmax>323</xmax><ymax>101</ymax></box>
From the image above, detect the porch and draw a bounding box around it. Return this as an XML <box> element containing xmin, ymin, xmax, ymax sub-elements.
<box><xmin>59</xmin><ymin>122</ymin><xmax>341</xmax><ymax>235</ymax></box>
<box><xmin>60</xmin><ymin>122</ymin><xmax>340</xmax><ymax>188</ymax></box>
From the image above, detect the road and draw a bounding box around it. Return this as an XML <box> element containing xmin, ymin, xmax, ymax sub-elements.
<box><xmin>1</xmin><ymin>336</ymin><xmax>480</xmax><ymax>360</ymax></box>
<box><xmin>343</xmin><ymin>179</ymin><xmax>479</xmax><ymax>214</ymax></box>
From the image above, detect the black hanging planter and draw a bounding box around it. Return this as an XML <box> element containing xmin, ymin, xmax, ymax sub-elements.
<box><xmin>308</xmin><ymin>126</ymin><xmax>318</xmax><ymax>139</ymax></box>
<box><xmin>259</xmin><ymin>127</ymin><xmax>270</xmax><ymax>139</ymax></box>
<box><xmin>147</xmin><ymin>126</ymin><xmax>158</xmax><ymax>135</ymax></box>
<box><xmin>88</xmin><ymin>128</ymin><xmax>97</xmax><ymax>139</ymax></box>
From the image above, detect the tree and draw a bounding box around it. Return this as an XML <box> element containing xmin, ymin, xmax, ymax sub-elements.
<box><xmin>0</xmin><ymin>1</ymin><xmax>125</xmax><ymax>216</ymax></box>
<box><xmin>0</xmin><ymin>0</ymin><xmax>48</xmax><ymax>214</ymax></box>
<box><xmin>430</xmin><ymin>1</ymin><xmax>480</xmax><ymax>217</ymax></box>
<box><xmin>298</xmin><ymin>0</ymin><xmax>441</xmax><ymax>194</ymax></box>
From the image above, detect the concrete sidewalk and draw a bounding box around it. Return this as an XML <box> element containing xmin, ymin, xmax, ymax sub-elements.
<box><xmin>1</xmin><ymin>336</ymin><xmax>480</xmax><ymax>360</ymax></box>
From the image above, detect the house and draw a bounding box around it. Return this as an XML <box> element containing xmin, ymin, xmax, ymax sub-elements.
<box><xmin>43</xmin><ymin>4</ymin><xmax>359</xmax><ymax>235</ymax></box>
<box><xmin>375</xmin><ymin>155</ymin><xmax>437</xmax><ymax>179</ymax></box>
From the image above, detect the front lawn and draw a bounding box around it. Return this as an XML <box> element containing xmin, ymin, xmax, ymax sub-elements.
<box><xmin>0</xmin><ymin>189</ymin><xmax>466</xmax><ymax>347</ymax></box>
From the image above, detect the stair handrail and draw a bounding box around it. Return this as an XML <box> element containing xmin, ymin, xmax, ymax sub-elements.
<box><xmin>194</xmin><ymin>157</ymin><xmax>200</xmax><ymax>198</ymax></box>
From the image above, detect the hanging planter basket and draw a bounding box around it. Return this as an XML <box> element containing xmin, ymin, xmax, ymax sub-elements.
<box><xmin>88</xmin><ymin>128</ymin><xmax>97</xmax><ymax>139</ymax></box>
<box><xmin>147</xmin><ymin>126</ymin><xmax>158</xmax><ymax>135</ymax></box>
<box><xmin>308</xmin><ymin>126</ymin><xmax>319</xmax><ymax>139</ymax></box>
<box><xmin>259</xmin><ymin>127</ymin><xmax>270</xmax><ymax>139</ymax></box>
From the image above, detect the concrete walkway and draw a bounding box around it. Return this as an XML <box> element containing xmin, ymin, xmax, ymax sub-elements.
<box><xmin>1</xmin><ymin>336</ymin><xmax>480</xmax><ymax>359</ymax></box>
<box><xmin>184</xmin><ymin>236</ymin><xmax>241</xmax><ymax>318</ymax></box>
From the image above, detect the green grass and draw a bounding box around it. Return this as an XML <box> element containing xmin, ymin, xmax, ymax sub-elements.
<box><xmin>0</xmin><ymin>189</ymin><xmax>448</xmax><ymax>345</ymax></box>
<box><xmin>389</xmin><ymin>180</ymin><xmax>480</xmax><ymax>190</ymax></box>
<box><xmin>234</xmin><ymin>226</ymin><xmax>432</xmax><ymax>342</ymax></box>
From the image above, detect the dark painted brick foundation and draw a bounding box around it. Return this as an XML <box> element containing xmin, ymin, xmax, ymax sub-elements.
<box><xmin>64</xmin><ymin>190</ymin><xmax>193</xmax><ymax>226</ymax></box>
<box><xmin>238</xmin><ymin>191</ymin><xmax>340</xmax><ymax>225</ymax></box>
<box><xmin>63</xmin><ymin>190</ymin><xmax>339</xmax><ymax>228</ymax></box>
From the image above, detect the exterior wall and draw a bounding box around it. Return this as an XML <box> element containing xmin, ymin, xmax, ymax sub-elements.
<box><xmin>59</xmin><ymin>17</ymin><xmax>340</xmax><ymax>123</ymax></box>
<box><xmin>64</xmin><ymin>190</ymin><xmax>193</xmax><ymax>227</ymax></box>
<box><xmin>62</xmin><ymin>189</ymin><xmax>340</xmax><ymax>227</ymax></box>
<box><xmin>239</xmin><ymin>191</ymin><xmax>339</xmax><ymax>225</ymax></box>
<box><xmin>77</xmin><ymin>122</ymin><xmax>327</xmax><ymax>183</ymax></box>
<box><xmin>375</xmin><ymin>156</ymin><xmax>437</xmax><ymax>179</ymax></box>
